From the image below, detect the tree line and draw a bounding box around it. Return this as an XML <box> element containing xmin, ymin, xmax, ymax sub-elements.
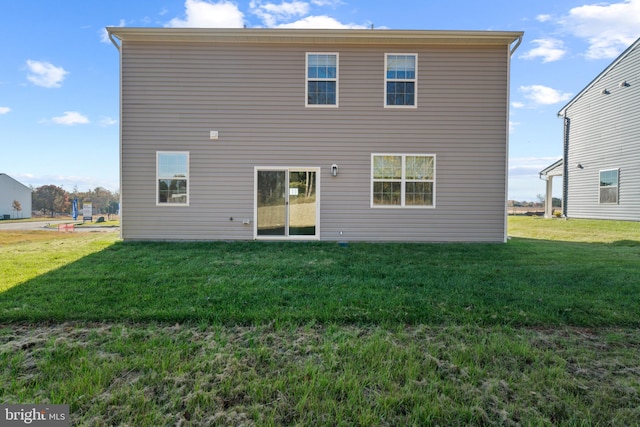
<box><xmin>32</xmin><ymin>185</ymin><xmax>119</xmax><ymax>217</ymax></box>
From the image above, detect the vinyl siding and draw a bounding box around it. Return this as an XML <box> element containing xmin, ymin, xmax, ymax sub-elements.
<box><xmin>120</xmin><ymin>40</ymin><xmax>511</xmax><ymax>241</ymax></box>
<box><xmin>565</xmin><ymin>42</ymin><xmax>640</xmax><ymax>220</ymax></box>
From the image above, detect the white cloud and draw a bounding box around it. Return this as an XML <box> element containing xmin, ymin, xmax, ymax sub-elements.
<box><xmin>509</xmin><ymin>157</ymin><xmax>562</xmax><ymax>177</ymax></box>
<box><xmin>520</xmin><ymin>85</ymin><xmax>572</xmax><ymax>105</ymax></box>
<box><xmin>167</xmin><ymin>0</ymin><xmax>244</xmax><ymax>28</ymax></box>
<box><xmin>520</xmin><ymin>38</ymin><xmax>566</xmax><ymax>63</ymax></box>
<box><xmin>509</xmin><ymin>121</ymin><xmax>520</xmax><ymax>133</ymax></box>
<box><xmin>0</xmin><ymin>106</ymin><xmax>10</xmax><ymax>114</ymax></box>
<box><xmin>536</xmin><ymin>14</ymin><xmax>552</xmax><ymax>22</ymax></box>
<box><xmin>26</xmin><ymin>60</ymin><xmax>68</xmax><ymax>88</ymax></box>
<box><xmin>275</xmin><ymin>14</ymin><xmax>367</xmax><ymax>29</ymax></box>
<box><xmin>311</xmin><ymin>0</ymin><xmax>343</xmax><ymax>6</ymax></box>
<box><xmin>511</xmin><ymin>102</ymin><xmax>524</xmax><ymax>109</ymax></box>
<box><xmin>50</xmin><ymin>111</ymin><xmax>90</xmax><ymax>125</ymax></box>
<box><xmin>250</xmin><ymin>0</ymin><xmax>309</xmax><ymax>27</ymax></box>
<box><xmin>99</xmin><ymin>116</ymin><xmax>118</xmax><ymax>127</ymax></box>
<box><xmin>101</xmin><ymin>19</ymin><xmax>126</xmax><ymax>43</ymax></box>
<box><xmin>561</xmin><ymin>0</ymin><xmax>640</xmax><ymax>59</ymax></box>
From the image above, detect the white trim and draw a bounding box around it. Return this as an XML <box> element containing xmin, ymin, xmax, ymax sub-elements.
<box><xmin>370</xmin><ymin>153</ymin><xmax>436</xmax><ymax>208</ymax></box>
<box><xmin>108</xmin><ymin>28</ymin><xmax>524</xmax><ymax>47</ymax></box>
<box><xmin>156</xmin><ymin>151</ymin><xmax>190</xmax><ymax>207</ymax></box>
<box><xmin>305</xmin><ymin>52</ymin><xmax>339</xmax><ymax>108</ymax></box>
<box><xmin>254</xmin><ymin>166</ymin><xmax>321</xmax><ymax>240</ymax></box>
<box><xmin>384</xmin><ymin>53</ymin><xmax>418</xmax><ymax>108</ymax></box>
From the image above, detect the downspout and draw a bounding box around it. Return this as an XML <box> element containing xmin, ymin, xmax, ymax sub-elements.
<box><xmin>510</xmin><ymin>34</ymin><xmax>523</xmax><ymax>57</ymax></box>
<box><xmin>108</xmin><ymin>30</ymin><xmax>123</xmax><ymax>239</ymax></box>
<box><xmin>109</xmin><ymin>32</ymin><xmax>121</xmax><ymax>52</ymax></box>
<box><xmin>561</xmin><ymin>115</ymin><xmax>570</xmax><ymax>218</ymax></box>
<box><xmin>503</xmin><ymin>33</ymin><xmax>523</xmax><ymax>241</ymax></box>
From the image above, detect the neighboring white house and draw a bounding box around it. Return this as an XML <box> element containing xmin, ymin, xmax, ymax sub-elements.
<box><xmin>108</xmin><ymin>28</ymin><xmax>523</xmax><ymax>242</ymax></box>
<box><xmin>0</xmin><ymin>173</ymin><xmax>32</xmax><ymax>219</ymax></box>
<box><xmin>540</xmin><ymin>37</ymin><xmax>640</xmax><ymax>220</ymax></box>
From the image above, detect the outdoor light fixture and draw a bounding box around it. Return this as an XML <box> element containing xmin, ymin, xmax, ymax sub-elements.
<box><xmin>331</xmin><ymin>164</ymin><xmax>338</xmax><ymax>177</ymax></box>
<box><xmin>576</xmin><ymin>163</ymin><xmax>584</xmax><ymax>169</ymax></box>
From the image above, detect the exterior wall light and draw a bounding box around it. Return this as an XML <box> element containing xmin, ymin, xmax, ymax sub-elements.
<box><xmin>576</xmin><ymin>163</ymin><xmax>584</xmax><ymax>169</ymax></box>
<box><xmin>331</xmin><ymin>164</ymin><xmax>338</xmax><ymax>177</ymax></box>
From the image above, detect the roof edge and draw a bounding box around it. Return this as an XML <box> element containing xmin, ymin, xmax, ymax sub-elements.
<box><xmin>539</xmin><ymin>159</ymin><xmax>563</xmax><ymax>177</ymax></box>
<box><xmin>0</xmin><ymin>173</ymin><xmax>33</xmax><ymax>191</ymax></box>
<box><xmin>106</xmin><ymin>27</ymin><xmax>523</xmax><ymax>46</ymax></box>
<box><xmin>558</xmin><ymin>37</ymin><xmax>640</xmax><ymax>117</ymax></box>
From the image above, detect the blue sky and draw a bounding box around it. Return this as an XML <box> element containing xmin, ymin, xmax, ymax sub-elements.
<box><xmin>1</xmin><ymin>0</ymin><xmax>639</xmax><ymax>200</ymax></box>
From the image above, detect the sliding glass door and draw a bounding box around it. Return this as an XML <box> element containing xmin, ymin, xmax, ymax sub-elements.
<box><xmin>256</xmin><ymin>168</ymin><xmax>318</xmax><ymax>239</ymax></box>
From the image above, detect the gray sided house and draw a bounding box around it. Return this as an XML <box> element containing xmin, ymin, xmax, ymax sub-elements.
<box><xmin>0</xmin><ymin>173</ymin><xmax>32</xmax><ymax>219</ymax></box>
<box><xmin>541</xmin><ymin>37</ymin><xmax>640</xmax><ymax>220</ymax></box>
<box><xmin>107</xmin><ymin>28</ymin><xmax>523</xmax><ymax>242</ymax></box>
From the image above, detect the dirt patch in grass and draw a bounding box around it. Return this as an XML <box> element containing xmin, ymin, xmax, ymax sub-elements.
<box><xmin>1</xmin><ymin>322</ymin><xmax>639</xmax><ymax>425</ymax></box>
<box><xmin>0</xmin><ymin>230</ymin><xmax>82</xmax><ymax>246</ymax></box>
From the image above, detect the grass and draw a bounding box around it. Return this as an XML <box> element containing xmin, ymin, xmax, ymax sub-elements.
<box><xmin>1</xmin><ymin>217</ymin><xmax>639</xmax><ymax>425</ymax></box>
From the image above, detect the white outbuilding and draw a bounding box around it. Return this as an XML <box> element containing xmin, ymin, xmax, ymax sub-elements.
<box><xmin>0</xmin><ymin>173</ymin><xmax>32</xmax><ymax>219</ymax></box>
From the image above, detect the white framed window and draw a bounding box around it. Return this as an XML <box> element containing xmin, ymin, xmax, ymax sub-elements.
<box><xmin>385</xmin><ymin>54</ymin><xmax>417</xmax><ymax>107</ymax></box>
<box><xmin>306</xmin><ymin>53</ymin><xmax>338</xmax><ymax>107</ymax></box>
<box><xmin>157</xmin><ymin>151</ymin><xmax>189</xmax><ymax>206</ymax></box>
<box><xmin>371</xmin><ymin>154</ymin><xmax>435</xmax><ymax>208</ymax></box>
<box><xmin>599</xmin><ymin>169</ymin><xmax>619</xmax><ymax>204</ymax></box>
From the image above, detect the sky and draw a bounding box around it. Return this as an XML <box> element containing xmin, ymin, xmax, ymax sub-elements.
<box><xmin>1</xmin><ymin>0</ymin><xmax>639</xmax><ymax>201</ymax></box>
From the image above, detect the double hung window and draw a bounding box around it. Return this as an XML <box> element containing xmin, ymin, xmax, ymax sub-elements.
<box><xmin>372</xmin><ymin>154</ymin><xmax>435</xmax><ymax>207</ymax></box>
<box><xmin>157</xmin><ymin>151</ymin><xmax>189</xmax><ymax>205</ymax></box>
<box><xmin>306</xmin><ymin>53</ymin><xmax>338</xmax><ymax>106</ymax></box>
<box><xmin>599</xmin><ymin>169</ymin><xmax>619</xmax><ymax>204</ymax></box>
<box><xmin>385</xmin><ymin>54</ymin><xmax>417</xmax><ymax>107</ymax></box>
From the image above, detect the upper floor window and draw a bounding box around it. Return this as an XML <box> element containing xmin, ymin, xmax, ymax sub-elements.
<box><xmin>371</xmin><ymin>154</ymin><xmax>435</xmax><ymax>207</ymax></box>
<box><xmin>385</xmin><ymin>54</ymin><xmax>417</xmax><ymax>107</ymax></box>
<box><xmin>306</xmin><ymin>53</ymin><xmax>338</xmax><ymax>107</ymax></box>
<box><xmin>157</xmin><ymin>151</ymin><xmax>189</xmax><ymax>206</ymax></box>
<box><xmin>599</xmin><ymin>169</ymin><xmax>619</xmax><ymax>204</ymax></box>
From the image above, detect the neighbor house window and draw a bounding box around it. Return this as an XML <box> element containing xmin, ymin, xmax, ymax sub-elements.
<box><xmin>306</xmin><ymin>53</ymin><xmax>338</xmax><ymax>106</ymax></box>
<box><xmin>385</xmin><ymin>54</ymin><xmax>417</xmax><ymax>107</ymax></box>
<box><xmin>372</xmin><ymin>154</ymin><xmax>435</xmax><ymax>207</ymax></box>
<box><xmin>157</xmin><ymin>151</ymin><xmax>189</xmax><ymax>205</ymax></box>
<box><xmin>599</xmin><ymin>169</ymin><xmax>619</xmax><ymax>204</ymax></box>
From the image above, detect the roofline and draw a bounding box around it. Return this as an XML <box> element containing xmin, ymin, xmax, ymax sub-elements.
<box><xmin>539</xmin><ymin>158</ymin><xmax>563</xmax><ymax>176</ymax></box>
<box><xmin>0</xmin><ymin>173</ymin><xmax>32</xmax><ymax>191</ymax></box>
<box><xmin>106</xmin><ymin>27</ymin><xmax>523</xmax><ymax>48</ymax></box>
<box><xmin>558</xmin><ymin>37</ymin><xmax>640</xmax><ymax>117</ymax></box>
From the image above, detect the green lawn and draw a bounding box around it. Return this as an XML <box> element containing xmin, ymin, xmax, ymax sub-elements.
<box><xmin>1</xmin><ymin>217</ymin><xmax>639</xmax><ymax>425</ymax></box>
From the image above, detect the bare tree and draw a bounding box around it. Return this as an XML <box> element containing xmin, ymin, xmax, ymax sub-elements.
<box><xmin>12</xmin><ymin>200</ymin><xmax>22</xmax><ymax>219</ymax></box>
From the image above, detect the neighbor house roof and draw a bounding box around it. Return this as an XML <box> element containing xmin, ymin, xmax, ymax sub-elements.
<box><xmin>107</xmin><ymin>27</ymin><xmax>523</xmax><ymax>51</ymax></box>
<box><xmin>0</xmin><ymin>173</ymin><xmax>32</xmax><ymax>192</ymax></box>
<box><xmin>539</xmin><ymin>159</ymin><xmax>563</xmax><ymax>179</ymax></box>
<box><xmin>558</xmin><ymin>37</ymin><xmax>640</xmax><ymax>117</ymax></box>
